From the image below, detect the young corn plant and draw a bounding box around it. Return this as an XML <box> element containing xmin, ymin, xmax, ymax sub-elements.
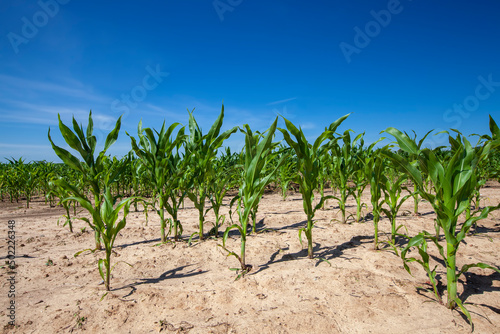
<box><xmin>276</xmin><ymin>147</ymin><xmax>297</xmax><ymax>201</ymax></box>
<box><xmin>380</xmin><ymin>171</ymin><xmax>411</xmax><ymax>248</ymax></box>
<box><xmin>67</xmin><ymin>185</ymin><xmax>134</xmax><ymax>291</ymax></box>
<box><xmin>185</xmin><ymin>105</ymin><xmax>237</xmax><ymax>242</ymax></box>
<box><xmin>207</xmin><ymin>149</ymin><xmax>240</xmax><ymax>237</ymax></box>
<box><xmin>329</xmin><ymin>129</ymin><xmax>358</xmax><ymax>223</ymax></box>
<box><xmin>402</xmin><ymin>130</ymin><xmax>433</xmax><ymax>215</ymax></box>
<box><xmin>364</xmin><ymin>150</ymin><xmax>387</xmax><ymax>250</ymax></box>
<box><xmin>221</xmin><ymin>118</ymin><xmax>283</xmax><ymax>277</ymax></box>
<box><xmin>279</xmin><ymin>114</ymin><xmax>349</xmax><ymax>258</ymax></box>
<box><xmin>128</xmin><ymin>154</ymin><xmax>144</xmax><ymax>212</ymax></box>
<box><xmin>382</xmin><ymin>116</ymin><xmax>500</xmax><ymax>323</ymax></box>
<box><xmin>36</xmin><ymin>161</ymin><xmax>55</xmax><ymax>205</ymax></box>
<box><xmin>48</xmin><ymin>179</ymin><xmax>77</xmax><ymax>232</ymax></box>
<box><xmin>128</xmin><ymin>121</ymin><xmax>186</xmax><ymax>242</ymax></box>
<box><xmin>317</xmin><ymin>147</ymin><xmax>332</xmax><ymax>209</ymax></box>
<box><xmin>351</xmin><ymin>135</ymin><xmax>384</xmax><ymax>222</ymax></box>
<box><xmin>48</xmin><ymin>111</ymin><xmax>123</xmax><ymax>250</ymax></box>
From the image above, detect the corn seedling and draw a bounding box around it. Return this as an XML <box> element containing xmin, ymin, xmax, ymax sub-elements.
<box><xmin>185</xmin><ymin>105</ymin><xmax>237</xmax><ymax>241</ymax></box>
<box><xmin>402</xmin><ymin>130</ymin><xmax>433</xmax><ymax>215</ymax></box>
<box><xmin>220</xmin><ymin>118</ymin><xmax>282</xmax><ymax>276</ymax></box>
<box><xmin>71</xmin><ymin>186</ymin><xmax>134</xmax><ymax>291</ymax></box>
<box><xmin>350</xmin><ymin>135</ymin><xmax>384</xmax><ymax>222</ymax></box>
<box><xmin>329</xmin><ymin>129</ymin><xmax>358</xmax><ymax>223</ymax></box>
<box><xmin>382</xmin><ymin>116</ymin><xmax>500</xmax><ymax>323</ymax></box>
<box><xmin>128</xmin><ymin>120</ymin><xmax>186</xmax><ymax>242</ymax></box>
<box><xmin>48</xmin><ymin>176</ymin><xmax>81</xmax><ymax>232</ymax></box>
<box><xmin>274</xmin><ymin>147</ymin><xmax>297</xmax><ymax>201</ymax></box>
<box><xmin>279</xmin><ymin>114</ymin><xmax>349</xmax><ymax>258</ymax></box>
<box><xmin>207</xmin><ymin>148</ymin><xmax>240</xmax><ymax>237</ymax></box>
<box><xmin>48</xmin><ymin>111</ymin><xmax>123</xmax><ymax>250</ymax></box>
<box><xmin>364</xmin><ymin>150</ymin><xmax>387</xmax><ymax>250</ymax></box>
<box><xmin>380</xmin><ymin>171</ymin><xmax>411</xmax><ymax>247</ymax></box>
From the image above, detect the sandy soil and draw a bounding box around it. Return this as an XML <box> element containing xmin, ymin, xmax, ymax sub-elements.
<box><xmin>1</xmin><ymin>182</ymin><xmax>500</xmax><ymax>334</ymax></box>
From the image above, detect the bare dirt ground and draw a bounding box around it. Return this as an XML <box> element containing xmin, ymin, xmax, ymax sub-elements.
<box><xmin>1</xmin><ymin>182</ymin><xmax>500</xmax><ymax>333</ymax></box>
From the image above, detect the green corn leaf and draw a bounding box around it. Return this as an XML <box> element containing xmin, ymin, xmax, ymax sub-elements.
<box><xmin>458</xmin><ymin>262</ymin><xmax>500</xmax><ymax>279</ymax></box>
<box><xmin>58</xmin><ymin>114</ymin><xmax>86</xmax><ymax>158</ymax></box>
<box><xmin>489</xmin><ymin>115</ymin><xmax>499</xmax><ymax>142</ymax></box>
<box><xmin>110</xmin><ymin>260</ymin><xmax>133</xmax><ymax>272</ymax></box>
<box><xmin>454</xmin><ymin>297</ymin><xmax>473</xmax><ymax>327</ymax></box>
<box><xmin>103</xmin><ymin>115</ymin><xmax>122</xmax><ymax>152</ymax></box>
<box><xmin>98</xmin><ymin>259</ymin><xmax>106</xmax><ymax>281</ymax></box>
<box><xmin>381</xmin><ymin>150</ymin><xmax>423</xmax><ymax>190</ymax></box>
<box><xmin>48</xmin><ymin>129</ymin><xmax>84</xmax><ymax>173</ymax></box>
<box><xmin>383</xmin><ymin>127</ymin><xmax>419</xmax><ymax>155</ymax></box>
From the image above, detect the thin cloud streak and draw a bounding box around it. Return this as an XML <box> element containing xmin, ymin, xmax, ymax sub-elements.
<box><xmin>0</xmin><ymin>74</ymin><xmax>109</xmax><ymax>103</ymax></box>
<box><xmin>266</xmin><ymin>97</ymin><xmax>298</xmax><ymax>106</ymax></box>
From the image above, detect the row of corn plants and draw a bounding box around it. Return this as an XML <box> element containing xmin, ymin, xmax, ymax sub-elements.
<box><xmin>2</xmin><ymin>108</ymin><xmax>499</xmax><ymax>325</ymax></box>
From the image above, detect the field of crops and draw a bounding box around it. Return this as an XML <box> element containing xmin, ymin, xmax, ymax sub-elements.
<box><xmin>1</xmin><ymin>108</ymin><xmax>499</xmax><ymax>333</ymax></box>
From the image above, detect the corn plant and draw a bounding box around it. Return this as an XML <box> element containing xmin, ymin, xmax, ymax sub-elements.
<box><xmin>382</xmin><ymin>116</ymin><xmax>500</xmax><ymax>322</ymax></box>
<box><xmin>48</xmin><ymin>178</ymin><xmax>77</xmax><ymax>232</ymax></box>
<box><xmin>68</xmin><ymin>185</ymin><xmax>134</xmax><ymax>291</ymax></box>
<box><xmin>464</xmin><ymin>133</ymin><xmax>494</xmax><ymax>224</ymax></box>
<box><xmin>350</xmin><ymin>135</ymin><xmax>384</xmax><ymax>222</ymax></box>
<box><xmin>279</xmin><ymin>114</ymin><xmax>349</xmax><ymax>258</ymax></box>
<box><xmin>221</xmin><ymin>118</ymin><xmax>282</xmax><ymax>276</ymax></box>
<box><xmin>380</xmin><ymin>170</ymin><xmax>411</xmax><ymax>247</ymax></box>
<box><xmin>399</xmin><ymin>130</ymin><xmax>433</xmax><ymax>215</ymax></box>
<box><xmin>48</xmin><ymin>111</ymin><xmax>123</xmax><ymax>250</ymax></box>
<box><xmin>364</xmin><ymin>150</ymin><xmax>387</xmax><ymax>250</ymax></box>
<box><xmin>329</xmin><ymin>129</ymin><xmax>358</xmax><ymax>223</ymax></box>
<box><xmin>207</xmin><ymin>148</ymin><xmax>240</xmax><ymax>237</ymax></box>
<box><xmin>35</xmin><ymin>161</ymin><xmax>55</xmax><ymax>205</ymax></box>
<box><xmin>128</xmin><ymin>121</ymin><xmax>186</xmax><ymax>242</ymax></box>
<box><xmin>185</xmin><ymin>105</ymin><xmax>237</xmax><ymax>241</ymax></box>
<box><xmin>275</xmin><ymin>147</ymin><xmax>297</xmax><ymax>201</ymax></box>
<box><xmin>128</xmin><ymin>153</ymin><xmax>143</xmax><ymax>212</ymax></box>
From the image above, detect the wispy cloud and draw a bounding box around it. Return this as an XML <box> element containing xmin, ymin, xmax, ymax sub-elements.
<box><xmin>0</xmin><ymin>100</ymin><xmax>115</xmax><ymax>130</ymax></box>
<box><xmin>299</xmin><ymin>122</ymin><xmax>316</xmax><ymax>130</ymax></box>
<box><xmin>266</xmin><ymin>97</ymin><xmax>298</xmax><ymax>106</ymax></box>
<box><xmin>0</xmin><ymin>74</ymin><xmax>117</xmax><ymax>129</ymax></box>
<box><xmin>142</xmin><ymin>103</ymin><xmax>186</xmax><ymax>122</ymax></box>
<box><xmin>0</xmin><ymin>74</ymin><xmax>108</xmax><ymax>103</ymax></box>
<box><xmin>0</xmin><ymin>143</ymin><xmax>51</xmax><ymax>149</ymax></box>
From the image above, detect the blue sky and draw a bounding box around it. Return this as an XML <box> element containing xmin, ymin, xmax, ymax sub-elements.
<box><xmin>1</xmin><ymin>0</ymin><xmax>499</xmax><ymax>162</ymax></box>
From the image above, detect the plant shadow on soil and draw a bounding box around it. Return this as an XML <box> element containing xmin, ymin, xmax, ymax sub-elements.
<box><xmin>115</xmin><ymin>264</ymin><xmax>206</xmax><ymax>297</ymax></box>
<box><xmin>252</xmin><ymin>234</ymin><xmax>373</xmax><ymax>275</ymax></box>
<box><xmin>411</xmin><ymin>255</ymin><xmax>500</xmax><ymax>326</ymax></box>
<box><xmin>470</xmin><ymin>223</ymin><xmax>500</xmax><ymax>234</ymax></box>
<box><xmin>460</xmin><ymin>271</ymin><xmax>500</xmax><ymax>315</ymax></box>
<box><xmin>116</xmin><ymin>237</ymin><xmax>162</xmax><ymax>249</ymax></box>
